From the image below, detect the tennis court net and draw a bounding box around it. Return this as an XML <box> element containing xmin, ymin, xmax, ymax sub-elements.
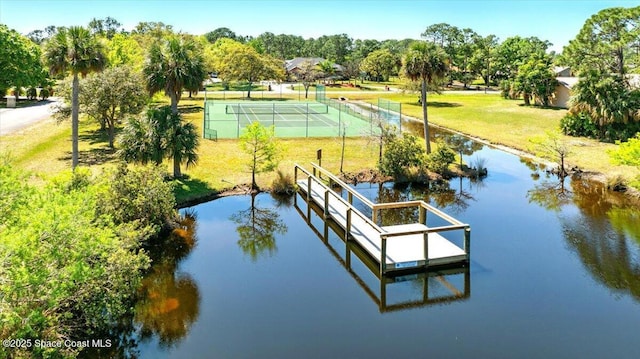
<box><xmin>225</xmin><ymin>103</ymin><xmax>329</xmax><ymax>115</ymax></box>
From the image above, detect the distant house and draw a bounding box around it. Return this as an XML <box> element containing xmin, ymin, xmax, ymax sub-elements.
<box><xmin>285</xmin><ymin>57</ymin><xmax>344</xmax><ymax>77</ymax></box>
<box><xmin>553</xmin><ymin>66</ymin><xmax>573</xmax><ymax>77</ymax></box>
<box><xmin>536</xmin><ymin>66</ymin><xmax>577</xmax><ymax>108</ymax></box>
<box><xmin>546</xmin><ymin>72</ymin><xmax>640</xmax><ymax>108</ymax></box>
<box><xmin>550</xmin><ymin>76</ymin><xmax>579</xmax><ymax>108</ymax></box>
<box><xmin>628</xmin><ymin>73</ymin><xmax>640</xmax><ymax>89</ymax></box>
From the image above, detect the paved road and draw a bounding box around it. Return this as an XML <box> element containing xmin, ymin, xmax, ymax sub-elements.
<box><xmin>0</xmin><ymin>98</ymin><xmax>58</xmax><ymax>136</ymax></box>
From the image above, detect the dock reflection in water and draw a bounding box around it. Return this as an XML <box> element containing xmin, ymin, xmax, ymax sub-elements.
<box><xmin>294</xmin><ymin>192</ymin><xmax>470</xmax><ymax>313</ymax></box>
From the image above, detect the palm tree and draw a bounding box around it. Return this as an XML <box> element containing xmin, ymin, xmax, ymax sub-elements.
<box><xmin>164</xmin><ymin>107</ymin><xmax>199</xmax><ymax>178</ymax></box>
<box><xmin>44</xmin><ymin>26</ymin><xmax>106</xmax><ymax>169</ymax></box>
<box><xmin>569</xmin><ymin>71</ymin><xmax>639</xmax><ymax>137</ymax></box>
<box><xmin>144</xmin><ymin>36</ymin><xmax>206</xmax><ymax>115</ymax></box>
<box><xmin>118</xmin><ymin>106</ymin><xmax>199</xmax><ymax>178</ymax></box>
<box><xmin>402</xmin><ymin>41</ymin><xmax>447</xmax><ymax>153</ymax></box>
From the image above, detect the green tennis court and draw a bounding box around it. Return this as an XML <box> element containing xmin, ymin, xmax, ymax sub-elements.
<box><xmin>203</xmin><ymin>100</ymin><xmax>378</xmax><ymax>139</ymax></box>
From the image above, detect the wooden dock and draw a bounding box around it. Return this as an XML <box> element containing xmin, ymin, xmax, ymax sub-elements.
<box><xmin>294</xmin><ymin>163</ymin><xmax>470</xmax><ymax>275</ymax></box>
<box><xmin>294</xmin><ymin>197</ymin><xmax>470</xmax><ymax>312</ymax></box>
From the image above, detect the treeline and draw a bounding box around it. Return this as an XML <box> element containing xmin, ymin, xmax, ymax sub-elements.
<box><xmin>3</xmin><ymin>5</ymin><xmax>640</xmax><ymax>143</ymax></box>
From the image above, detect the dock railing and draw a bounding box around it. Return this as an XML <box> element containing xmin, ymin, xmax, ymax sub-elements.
<box><xmin>294</xmin><ymin>164</ymin><xmax>384</xmax><ymax>244</ymax></box>
<box><xmin>295</xmin><ymin>163</ymin><xmax>471</xmax><ymax>275</ymax></box>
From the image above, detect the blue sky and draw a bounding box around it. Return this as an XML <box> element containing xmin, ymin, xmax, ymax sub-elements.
<box><xmin>0</xmin><ymin>0</ymin><xmax>636</xmax><ymax>52</ymax></box>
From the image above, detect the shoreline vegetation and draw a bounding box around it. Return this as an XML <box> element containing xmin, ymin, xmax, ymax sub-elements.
<box><xmin>3</xmin><ymin>89</ymin><xmax>639</xmax><ymax>208</ymax></box>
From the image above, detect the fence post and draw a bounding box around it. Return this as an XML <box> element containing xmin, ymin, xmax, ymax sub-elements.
<box><xmin>307</xmin><ymin>176</ymin><xmax>312</xmax><ymax>202</ymax></box>
<box><xmin>419</xmin><ymin>205</ymin><xmax>426</xmax><ymax>224</ymax></box>
<box><xmin>236</xmin><ymin>104</ymin><xmax>240</xmax><ymax>138</ymax></box>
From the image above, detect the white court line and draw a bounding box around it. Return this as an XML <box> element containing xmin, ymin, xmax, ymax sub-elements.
<box><xmin>308</xmin><ymin>111</ymin><xmax>337</xmax><ymax>127</ymax></box>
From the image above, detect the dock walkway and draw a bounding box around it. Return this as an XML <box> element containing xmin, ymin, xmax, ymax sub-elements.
<box><xmin>294</xmin><ymin>164</ymin><xmax>470</xmax><ymax>275</ymax></box>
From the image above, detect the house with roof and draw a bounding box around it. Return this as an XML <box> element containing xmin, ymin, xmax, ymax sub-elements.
<box><xmin>550</xmin><ymin>76</ymin><xmax>579</xmax><ymax>108</ymax></box>
<box><xmin>544</xmin><ymin>70</ymin><xmax>640</xmax><ymax>108</ymax></box>
<box><xmin>536</xmin><ymin>67</ymin><xmax>577</xmax><ymax>108</ymax></box>
<box><xmin>285</xmin><ymin>57</ymin><xmax>344</xmax><ymax>78</ymax></box>
<box><xmin>553</xmin><ymin>66</ymin><xmax>573</xmax><ymax>77</ymax></box>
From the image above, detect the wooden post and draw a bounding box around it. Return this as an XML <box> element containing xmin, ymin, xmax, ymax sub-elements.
<box><xmin>323</xmin><ymin>221</ymin><xmax>329</xmax><ymax>244</ymax></box>
<box><xmin>423</xmin><ymin>231</ymin><xmax>429</xmax><ymax>268</ymax></box>
<box><xmin>348</xmin><ymin>192</ymin><xmax>353</xmax><ymax>204</ymax></box>
<box><xmin>345</xmin><ymin>208</ymin><xmax>352</xmax><ymax>241</ymax></box>
<box><xmin>372</xmin><ymin>206</ymin><xmax>378</xmax><ymax>224</ymax></box>
<box><xmin>419</xmin><ymin>206</ymin><xmax>426</xmax><ymax>224</ymax></box>
<box><xmin>464</xmin><ymin>227</ymin><xmax>471</xmax><ymax>260</ymax></box>
<box><xmin>307</xmin><ymin>177</ymin><xmax>312</xmax><ymax>202</ymax></box>
<box><xmin>380</xmin><ymin>277</ymin><xmax>387</xmax><ymax>310</ymax></box>
<box><xmin>380</xmin><ymin>236</ymin><xmax>387</xmax><ymax>276</ymax></box>
<box><xmin>324</xmin><ymin>190</ymin><xmax>330</xmax><ymax>218</ymax></box>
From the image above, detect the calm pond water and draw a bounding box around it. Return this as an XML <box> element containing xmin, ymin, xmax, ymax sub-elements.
<box><xmin>131</xmin><ymin>133</ymin><xmax>640</xmax><ymax>359</ymax></box>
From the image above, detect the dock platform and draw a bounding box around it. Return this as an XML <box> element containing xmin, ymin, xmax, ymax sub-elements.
<box><xmin>294</xmin><ymin>163</ymin><xmax>470</xmax><ymax>275</ymax></box>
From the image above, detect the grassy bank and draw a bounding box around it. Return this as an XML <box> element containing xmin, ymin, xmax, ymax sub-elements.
<box><xmin>4</xmin><ymin>91</ymin><xmax>638</xmax><ymax>206</ymax></box>
<box><xmin>2</xmin><ymin>96</ymin><xmax>380</xmax><ymax>205</ymax></box>
<box><xmin>349</xmin><ymin>91</ymin><xmax>640</xmax><ymax>184</ymax></box>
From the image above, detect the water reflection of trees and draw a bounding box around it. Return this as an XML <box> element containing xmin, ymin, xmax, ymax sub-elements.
<box><xmin>231</xmin><ymin>193</ymin><xmax>287</xmax><ymax>261</ymax></box>
<box><xmin>526</xmin><ymin>175</ymin><xmax>572</xmax><ymax>211</ymax></box>
<box><xmin>81</xmin><ymin>213</ymin><xmax>201</xmax><ymax>358</ymax></box>
<box><xmin>375</xmin><ymin>179</ymin><xmax>474</xmax><ymax>226</ymax></box>
<box><xmin>528</xmin><ymin>175</ymin><xmax>640</xmax><ymax>302</ymax></box>
<box><xmin>135</xmin><ymin>212</ymin><xmax>201</xmax><ymax>348</ymax></box>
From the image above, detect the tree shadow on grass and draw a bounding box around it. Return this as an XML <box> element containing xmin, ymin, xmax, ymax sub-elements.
<box><xmin>173</xmin><ymin>176</ymin><xmax>219</xmax><ymax>208</ymax></box>
<box><xmin>178</xmin><ymin>105</ymin><xmax>204</xmax><ymax>114</ymax></box>
<box><xmin>58</xmin><ymin>147</ymin><xmax>117</xmax><ymax>166</ymax></box>
<box><xmin>517</xmin><ymin>103</ymin><xmax>565</xmax><ymax>111</ymax></box>
<box><xmin>79</xmin><ymin>128</ymin><xmax>111</xmax><ymax>145</ymax></box>
<box><xmin>406</xmin><ymin>101</ymin><xmax>462</xmax><ymax>108</ymax></box>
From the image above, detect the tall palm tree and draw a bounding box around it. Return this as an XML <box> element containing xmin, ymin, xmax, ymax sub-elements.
<box><xmin>144</xmin><ymin>36</ymin><xmax>206</xmax><ymax>115</ymax></box>
<box><xmin>44</xmin><ymin>26</ymin><xmax>106</xmax><ymax>169</ymax></box>
<box><xmin>403</xmin><ymin>41</ymin><xmax>447</xmax><ymax>153</ymax></box>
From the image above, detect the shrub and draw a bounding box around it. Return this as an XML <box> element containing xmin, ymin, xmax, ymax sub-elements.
<box><xmin>499</xmin><ymin>80</ymin><xmax>511</xmax><ymax>99</ymax></box>
<box><xmin>379</xmin><ymin>134</ymin><xmax>424</xmax><ymax>180</ymax></box>
<box><xmin>426</xmin><ymin>141</ymin><xmax>456</xmax><ymax>174</ymax></box>
<box><xmin>271</xmin><ymin>169</ymin><xmax>296</xmax><ymax>194</ymax></box>
<box><xmin>471</xmin><ymin>156</ymin><xmax>489</xmax><ymax>177</ymax></box>
<box><xmin>40</xmin><ymin>88</ymin><xmax>50</xmax><ymax>100</ymax></box>
<box><xmin>609</xmin><ymin>134</ymin><xmax>640</xmax><ymax>167</ymax></box>
<box><xmin>562</xmin><ymin>112</ymin><xmax>640</xmax><ymax>141</ymax></box>
<box><xmin>606</xmin><ymin>173</ymin><xmax>627</xmax><ymax>192</ymax></box>
<box><xmin>95</xmin><ymin>163</ymin><xmax>177</xmax><ymax>234</ymax></box>
<box><xmin>0</xmin><ymin>164</ymin><xmax>150</xmax><ymax>358</ymax></box>
<box><xmin>560</xmin><ymin>112</ymin><xmax>599</xmax><ymax>138</ymax></box>
<box><xmin>26</xmin><ymin>87</ymin><xmax>37</xmax><ymax>100</ymax></box>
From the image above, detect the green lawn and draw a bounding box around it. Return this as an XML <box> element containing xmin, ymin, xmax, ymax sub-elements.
<box><xmin>2</xmin><ymin>96</ymin><xmax>381</xmax><ymax>204</ymax></box>
<box><xmin>348</xmin><ymin>91</ymin><xmax>639</xmax><ymax>182</ymax></box>
<box><xmin>4</xmin><ymin>91</ymin><xmax>638</xmax><ymax>205</ymax></box>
